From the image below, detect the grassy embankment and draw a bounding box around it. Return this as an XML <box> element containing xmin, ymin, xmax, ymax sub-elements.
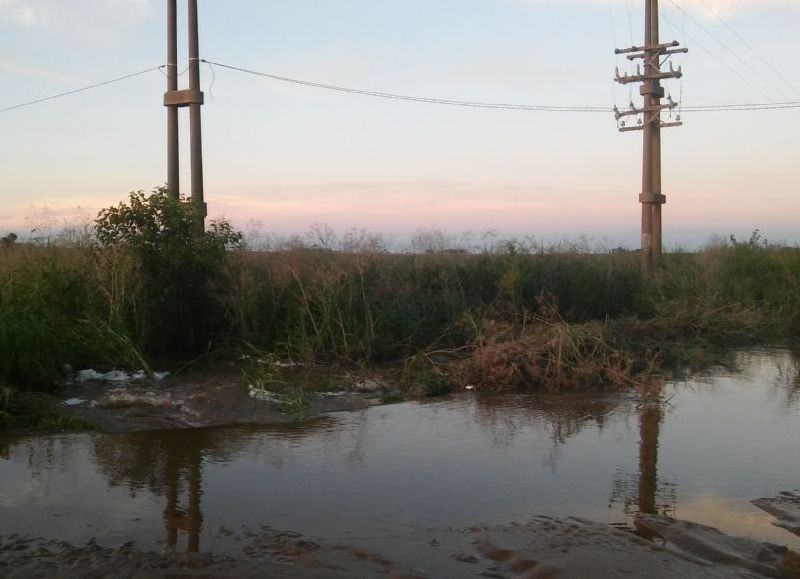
<box><xmin>1</xmin><ymin>193</ymin><xmax>798</xmax><ymax>429</ymax></box>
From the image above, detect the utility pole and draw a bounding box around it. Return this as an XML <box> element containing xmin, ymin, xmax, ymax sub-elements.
<box><xmin>166</xmin><ymin>0</ymin><xmax>179</xmax><ymax>199</ymax></box>
<box><xmin>164</xmin><ymin>0</ymin><xmax>206</xmax><ymax>232</ymax></box>
<box><xmin>614</xmin><ymin>0</ymin><xmax>686</xmax><ymax>274</ymax></box>
<box><xmin>187</xmin><ymin>0</ymin><xmax>206</xmax><ymax>229</ymax></box>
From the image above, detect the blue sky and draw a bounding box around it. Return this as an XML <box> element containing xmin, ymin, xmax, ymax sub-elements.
<box><xmin>1</xmin><ymin>0</ymin><xmax>798</xmax><ymax>248</ymax></box>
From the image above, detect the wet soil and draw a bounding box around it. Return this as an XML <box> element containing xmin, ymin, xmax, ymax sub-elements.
<box><xmin>3</xmin><ymin>515</ymin><xmax>799</xmax><ymax>578</ymax></box>
<box><xmin>0</xmin><ymin>527</ymin><xmax>424</xmax><ymax>578</ymax></box>
<box><xmin>754</xmin><ymin>492</ymin><xmax>800</xmax><ymax>538</ymax></box>
<box><xmin>61</xmin><ymin>365</ymin><xmax>398</xmax><ymax>432</ymax></box>
<box><xmin>474</xmin><ymin>515</ymin><xmax>800</xmax><ymax>578</ymax></box>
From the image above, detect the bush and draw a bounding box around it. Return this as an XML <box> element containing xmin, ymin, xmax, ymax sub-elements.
<box><xmin>95</xmin><ymin>188</ymin><xmax>244</xmax><ymax>352</ymax></box>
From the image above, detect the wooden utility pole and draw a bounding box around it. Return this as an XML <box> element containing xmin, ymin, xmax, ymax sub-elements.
<box><xmin>164</xmin><ymin>0</ymin><xmax>206</xmax><ymax>232</ymax></box>
<box><xmin>614</xmin><ymin>0</ymin><xmax>686</xmax><ymax>274</ymax></box>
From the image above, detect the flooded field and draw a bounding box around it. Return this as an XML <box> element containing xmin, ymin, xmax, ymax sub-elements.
<box><xmin>1</xmin><ymin>348</ymin><xmax>799</xmax><ymax>577</ymax></box>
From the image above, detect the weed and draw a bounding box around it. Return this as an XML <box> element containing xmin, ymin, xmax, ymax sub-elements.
<box><xmin>241</xmin><ymin>349</ymin><xmax>284</xmax><ymax>390</ymax></box>
<box><xmin>2</xmin><ymin>218</ymin><xmax>799</xmax><ymax>430</ymax></box>
<box><xmin>0</xmin><ymin>387</ymin><xmax>92</xmax><ymax>432</ymax></box>
<box><xmin>449</xmin><ymin>316</ymin><xmax>660</xmax><ymax>393</ymax></box>
<box><xmin>276</xmin><ymin>388</ymin><xmax>309</xmax><ymax>418</ymax></box>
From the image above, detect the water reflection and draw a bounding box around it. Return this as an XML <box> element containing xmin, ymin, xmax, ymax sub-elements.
<box><xmin>90</xmin><ymin>420</ymin><xmax>336</xmax><ymax>552</ymax></box>
<box><xmin>773</xmin><ymin>350</ymin><xmax>800</xmax><ymax>408</ymax></box>
<box><xmin>85</xmin><ymin>392</ymin><xmax>671</xmax><ymax>551</ymax></box>
<box><xmin>472</xmin><ymin>393</ymin><xmax>620</xmax><ymax>448</ymax></box>
<box><xmin>637</xmin><ymin>404</ymin><xmax>660</xmax><ymax>515</ymax></box>
<box><xmin>163</xmin><ymin>442</ymin><xmax>202</xmax><ymax>551</ymax></box>
<box><xmin>608</xmin><ymin>401</ymin><xmax>676</xmax><ymax>523</ymax></box>
<box><xmin>1</xmin><ymin>348</ymin><xmax>798</xmax><ymax>554</ymax></box>
<box><xmin>471</xmin><ymin>393</ymin><xmax>626</xmax><ymax>473</ymax></box>
<box><xmin>0</xmin><ymin>435</ymin><xmax>14</xmax><ymax>460</ymax></box>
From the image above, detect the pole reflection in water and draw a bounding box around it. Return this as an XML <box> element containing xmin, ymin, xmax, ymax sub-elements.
<box><xmin>634</xmin><ymin>401</ymin><xmax>666</xmax><ymax>540</ymax></box>
<box><xmin>163</xmin><ymin>449</ymin><xmax>203</xmax><ymax>552</ymax></box>
<box><xmin>638</xmin><ymin>403</ymin><xmax>661</xmax><ymax>516</ymax></box>
<box><xmin>90</xmin><ymin>421</ymin><xmax>334</xmax><ymax>553</ymax></box>
<box><xmin>610</xmin><ymin>396</ymin><xmax>676</xmax><ymax>527</ymax></box>
<box><xmin>90</xmin><ymin>429</ymin><xmax>223</xmax><ymax>553</ymax></box>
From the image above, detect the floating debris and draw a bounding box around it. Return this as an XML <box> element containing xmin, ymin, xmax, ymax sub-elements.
<box><xmin>72</xmin><ymin>369</ymin><xmax>169</xmax><ymax>384</ymax></box>
<box><xmin>62</xmin><ymin>398</ymin><xmax>86</xmax><ymax>406</ymax></box>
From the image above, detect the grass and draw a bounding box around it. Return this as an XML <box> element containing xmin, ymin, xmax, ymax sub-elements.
<box><xmin>1</xmin><ymin>219</ymin><xmax>799</xmax><ymax>430</ymax></box>
<box><xmin>0</xmin><ymin>385</ymin><xmax>93</xmax><ymax>432</ymax></box>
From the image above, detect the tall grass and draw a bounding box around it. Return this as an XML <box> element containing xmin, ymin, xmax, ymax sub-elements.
<box><xmin>1</xmin><ymin>216</ymin><xmax>798</xmax><ymax>406</ymax></box>
<box><xmin>220</xmin><ymin>249</ymin><xmax>648</xmax><ymax>364</ymax></box>
<box><xmin>223</xmin><ymin>242</ymin><xmax>800</xmax><ymax>394</ymax></box>
<box><xmin>0</xmin><ymin>245</ymin><xmax>144</xmax><ymax>388</ymax></box>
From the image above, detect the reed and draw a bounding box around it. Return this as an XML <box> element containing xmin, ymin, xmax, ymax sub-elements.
<box><xmin>1</xmin><ymin>200</ymin><xmax>798</xmax><ymax>429</ymax></box>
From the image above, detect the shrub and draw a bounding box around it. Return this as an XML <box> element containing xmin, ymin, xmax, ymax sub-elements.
<box><xmin>95</xmin><ymin>188</ymin><xmax>244</xmax><ymax>352</ymax></box>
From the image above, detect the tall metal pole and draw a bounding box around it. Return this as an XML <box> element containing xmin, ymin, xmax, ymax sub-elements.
<box><xmin>614</xmin><ymin>0</ymin><xmax>686</xmax><ymax>275</ymax></box>
<box><xmin>187</xmin><ymin>0</ymin><xmax>206</xmax><ymax>231</ymax></box>
<box><xmin>166</xmin><ymin>0</ymin><xmax>179</xmax><ymax>199</ymax></box>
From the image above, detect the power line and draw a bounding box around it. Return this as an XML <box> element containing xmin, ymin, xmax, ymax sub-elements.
<box><xmin>0</xmin><ymin>66</ymin><xmax>166</xmax><ymax>114</ymax></box>
<box><xmin>693</xmin><ymin>0</ymin><xmax>800</xmax><ymax>98</ymax></box>
<box><xmin>201</xmin><ymin>59</ymin><xmax>610</xmax><ymax>113</ymax></box>
<box><xmin>661</xmin><ymin>10</ymin><xmax>773</xmax><ymax>102</ymax></box>
<box><xmin>683</xmin><ymin>103</ymin><xmax>800</xmax><ymax>112</ymax></box>
<box><xmin>666</xmin><ymin>0</ymin><xmax>795</xmax><ymax>103</ymax></box>
<box><xmin>2</xmin><ymin>59</ymin><xmax>800</xmax><ymax>117</ymax></box>
<box><xmin>204</xmin><ymin>59</ymin><xmax>800</xmax><ymax>114</ymax></box>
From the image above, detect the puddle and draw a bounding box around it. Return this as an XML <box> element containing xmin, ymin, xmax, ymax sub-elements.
<box><xmin>1</xmin><ymin>347</ymin><xmax>799</xmax><ymax>576</ymax></box>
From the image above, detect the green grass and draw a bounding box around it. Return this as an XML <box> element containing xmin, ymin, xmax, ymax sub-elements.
<box><xmin>0</xmin><ymin>386</ymin><xmax>93</xmax><ymax>432</ymax></box>
<box><xmin>1</xmin><ymin>219</ymin><xmax>799</xmax><ymax>429</ymax></box>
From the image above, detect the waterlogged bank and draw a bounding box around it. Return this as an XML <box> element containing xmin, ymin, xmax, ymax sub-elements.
<box><xmin>57</xmin><ymin>364</ymin><xmax>398</xmax><ymax>432</ymax></box>
<box><xmin>1</xmin><ymin>348</ymin><xmax>799</xmax><ymax>577</ymax></box>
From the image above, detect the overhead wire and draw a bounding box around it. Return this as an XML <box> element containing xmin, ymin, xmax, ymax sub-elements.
<box><xmin>3</xmin><ymin>59</ymin><xmax>800</xmax><ymax>117</ymax></box>
<box><xmin>666</xmin><ymin>0</ymin><xmax>794</xmax><ymax>103</ymax></box>
<box><xmin>693</xmin><ymin>0</ymin><xmax>800</xmax><ymax>98</ymax></box>
<box><xmin>607</xmin><ymin>0</ymin><xmax>621</xmax><ymax>110</ymax></box>
<box><xmin>661</xmin><ymin>11</ymin><xmax>774</xmax><ymax>103</ymax></box>
<box><xmin>200</xmin><ymin>59</ymin><xmax>610</xmax><ymax>112</ymax></box>
<box><xmin>0</xmin><ymin>65</ymin><xmax>166</xmax><ymax>114</ymax></box>
<box><xmin>683</xmin><ymin>103</ymin><xmax>800</xmax><ymax>112</ymax></box>
<box><xmin>624</xmin><ymin>0</ymin><xmax>635</xmax><ymax>104</ymax></box>
<box><xmin>202</xmin><ymin>59</ymin><xmax>800</xmax><ymax>114</ymax></box>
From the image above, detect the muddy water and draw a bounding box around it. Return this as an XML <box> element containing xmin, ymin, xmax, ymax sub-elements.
<box><xmin>1</xmin><ymin>348</ymin><xmax>799</xmax><ymax>575</ymax></box>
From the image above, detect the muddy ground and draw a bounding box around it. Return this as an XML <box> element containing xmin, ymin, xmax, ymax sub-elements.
<box><xmin>60</xmin><ymin>364</ymin><xmax>399</xmax><ymax>432</ymax></box>
<box><xmin>3</xmin><ymin>512</ymin><xmax>800</xmax><ymax>578</ymax></box>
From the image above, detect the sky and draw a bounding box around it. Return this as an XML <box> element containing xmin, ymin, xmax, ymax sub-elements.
<box><xmin>1</xmin><ymin>0</ymin><xmax>798</xmax><ymax>249</ymax></box>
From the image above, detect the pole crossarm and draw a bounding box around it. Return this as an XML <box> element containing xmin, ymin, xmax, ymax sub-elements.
<box><xmin>615</xmin><ymin>64</ymin><xmax>683</xmax><ymax>85</ymax></box>
<box><xmin>614</xmin><ymin>101</ymin><xmax>678</xmax><ymax>119</ymax></box>
<box><xmin>613</xmin><ymin>0</ymin><xmax>687</xmax><ymax>275</ymax></box>
<box><xmin>615</xmin><ymin>40</ymin><xmax>681</xmax><ymax>54</ymax></box>
<box><xmin>618</xmin><ymin>121</ymin><xmax>682</xmax><ymax>132</ymax></box>
<box><xmin>616</xmin><ymin>41</ymin><xmax>688</xmax><ymax>62</ymax></box>
<box><xmin>625</xmin><ymin>47</ymin><xmax>688</xmax><ymax>61</ymax></box>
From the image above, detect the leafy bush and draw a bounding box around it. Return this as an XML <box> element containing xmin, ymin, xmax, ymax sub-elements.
<box><xmin>95</xmin><ymin>188</ymin><xmax>244</xmax><ymax>351</ymax></box>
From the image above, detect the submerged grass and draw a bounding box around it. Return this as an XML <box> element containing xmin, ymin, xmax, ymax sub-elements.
<box><xmin>1</xmin><ymin>213</ymin><xmax>799</xmax><ymax>431</ymax></box>
<box><xmin>0</xmin><ymin>386</ymin><xmax>93</xmax><ymax>432</ymax></box>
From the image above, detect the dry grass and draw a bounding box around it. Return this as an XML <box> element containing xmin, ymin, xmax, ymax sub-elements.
<box><xmin>448</xmin><ymin>316</ymin><xmax>661</xmax><ymax>393</ymax></box>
